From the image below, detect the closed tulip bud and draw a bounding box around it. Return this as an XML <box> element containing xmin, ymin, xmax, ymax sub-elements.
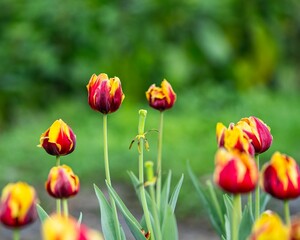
<box><xmin>236</xmin><ymin>116</ymin><xmax>273</xmax><ymax>154</ymax></box>
<box><xmin>216</xmin><ymin>123</ymin><xmax>255</xmax><ymax>156</ymax></box>
<box><xmin>146</xmin><ymin>79</ymin><xmax>176</xmax><ymax>111</ymax></box>
<box><xmin>261</xmin><ymin>152</ymin><xmax>300</xmax><ymax>200</ymax></box>
<box><xmin>38</xmin><ymin>119</ymin><xmax>76</xmax><ymax>156</ymax></box>
<box><xmin>87</xmin><ymin>73</ymin><xmax>125</xmax><ymax>114</ymax></box>
<box><xmin>214</xmin><ymin>148</ymin><xmax>258</xmax><ymax>194</ymax></box>
<box><xmin>248</xmin><ymin>210</ymin><xmax>290</xmax><ymax>240</ymax></box>
<box><xmin>45</xmin><ymin>165</ymin><xmax>80</xmax><ymax>199</ymax></box>
<box><xmin>0</xmin><ymin>182</ymin><xmax>38</xmax><ymax>228</ymax></box>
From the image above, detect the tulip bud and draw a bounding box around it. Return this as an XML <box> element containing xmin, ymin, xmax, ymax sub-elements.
<box><xmin>38</xmin><ymin>119</ymin><xmax>76</xmax><ymax>156</ymax></box>
<box><xmin>214</xmin><ymin>148</ymin><xmax>258</xmax><ymax>194</ymax></box>
<box><xmin>0</xmin><ymin>182</ymin><xmax>38</xmax><ymax>228</ymax></box>
<box><xmin>216</xmin><ymin>122</ymin><xmax>255</xmax><ymax>156</ymax></box>
<box><xmin>45</xmin><ymin>165</ymin><xmax>80</xmax><ymax>199</ymax></box>
<box><xmin>42</xmin><ymin>214</ymin><xmax>103</xmax><ymax>240</ymax></box>
<box><xmin>261</xmin><ymin>152</ymin><xmax>300</xmax><ymax>200</ymax></box>
<box><xmin>248</xmin><ymin>210</ymin><xmax>290</xmax><ymax>240</ymax></box>
<box><xmin>87</xmin><ymin>73</ymin><xmax>125</xmax><ymax>114</ymax></box>
<box><xmin>145</xmin><ymin>79</ymin><xmax>176</xmax><ymax>111</ymax></box>
<box><xmin>236</xmin><ymin>116</ymin><xmax>273</xmax><ymax>154</ymax></box>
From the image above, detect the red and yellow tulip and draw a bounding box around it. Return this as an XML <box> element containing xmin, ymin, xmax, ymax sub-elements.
<box><xmin>42</xmin><ymin>214</ymin><xmax>103</xmax><ymax>240</ymax></box>
<box><xmin>87</xmin><ymin>73</ymin><xmax>125</xmax><ymax>114</ymax></box>
<box><xmin>38</xmin><ymin>119</ymin><xmax>76</xmax><ymax>156</ymax></box>
<box><xmin>146</xmin><ymin>79</ymin><xmax>176</xmax><ymax>111</ymax></box>
<box><xmin>236</xmin><ymin>116</ymin><xmax>273</xmax><ymax>154</ymax></box>
<box><xmin>0</xmin><ymin>182</ymin><xmax>38</xmax><ymax>228</ymax></box>
<box><xmin>214</xmin><ymin>148</ymin><xmax>258</xmax><ymax>194</ymax></box>
<box><xmin>248</xmin><ymin>210</ymin><xmax>290</xmax><ymax>240</ymax></box>
<box><xmin>261</xmin><ymin>152</ymin><xmax>300</xmax><ymax>200</ymax></box>
<box><xmin>216</xmin><ymin>122</ymin><xmax>255</xmax><ymax>156</ymax></box>
<box><xmin>45</xmin><ymin>165</ymin><xmax>80</xmax><ymax>199</ymax></box>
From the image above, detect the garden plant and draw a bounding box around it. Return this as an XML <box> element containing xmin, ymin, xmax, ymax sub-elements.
<box><xmin>0</xmin><ymin>72</ymin><xmax>300</xmax><ymax>240</ymax></box>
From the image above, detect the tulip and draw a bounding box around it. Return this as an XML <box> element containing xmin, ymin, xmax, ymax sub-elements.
<box><xmin>248</xmin><ymin>210</ymin><xmax>290</xmax><ymax>240</ymax></box>
<box><xmin>214</xmin><ymin>148</ymin><xmax>258</xmax><ymax>194</ymax></box>
<box><xmin>38</xmin><ymin>119</ymin><xmax>76</xmax><ymax>156</ymax></box>
<box><xmin>0</xmin><ymin>182</ymin><xmax>38</xmax><ymax>228</ymax></box>
<box><xmin>42</xmin><ymin>214</ymin><xmax>103</xmax><ymax>240</ymax></box>
<box><xmin>261</xmin><ymin>151</ymin><xmax>300</xmax><ymax>200</ymax></box>
<box><xmin>216</xmin><ymin>122</ymin><xmax>255</xmax><ymax>156</ymax></box>
<box><xmin>87</xmin><ymin>73</ymin><xmax>125</xmax><ymax>114</ymax></box>
<box><xmin>145</xmin><ymin>79</ymin><xmax>176</xmax><ymax>111</ymax></box>
<box><xmin>45</xmin><ymin>165</ymin><xmax>80</xmax><ymax>199</ymax></box>
<box><xmin>236</xmin><ymin>116</ymin><xmax>273</xmax><ymax>154</ymax></box>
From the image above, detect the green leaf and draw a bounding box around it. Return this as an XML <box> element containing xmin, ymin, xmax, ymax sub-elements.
<box><xmin>77</xmin><ymin>212</ymin><xmax>83</xmax><ymax>226</ymax></box>
<box><xmin>36</xmin><ymin>204</ymin><xmax>49</xmax><ymax>223</ymax></box>
<box><xmin>260</xmin><ymin>191</ymin><xmax>271</xmax><ymax>213</ymax></box>
<box><xmin>160</xmin><ymin>170</ymin><xmax>172</xmax><ymax>223</ymax></box>
<box><xmin>238</xmin><ymin>206</ymin><xmax>252</xmax><ymax>240</ymax></box>
<box><xmin>169</xmin><ymin>174</ymin><xmax>184</xmax><ymax>212</ymax></box>
<box><xmin>162</xmin><ymin>205</ymin><xmax>178</xmax><ymax>240</ymax></box>
<box><xmin>94</xmin><ymin>184</ymin><xmax>117</xmax><ymax>240</ymax></box>
<box><xmin>224</xmin><ymin>214</ymin><xmax>231</xmax><ymax>240</ymax></box>
<box><xmin>105</xmin><ymin>181</ymin><xmax>147</xmax><ymax>240</ymax></box>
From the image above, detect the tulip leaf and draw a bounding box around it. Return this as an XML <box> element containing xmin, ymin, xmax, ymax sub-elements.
<box><xmin>188</xmin><ymin>162</ymin><xmax>225</xmax><ymax>236</ymax></box>
<box><xmin>162</xmin><ymin>205</ymin><xmax>178</xmax><ymax>240</ymax></box>
<box><xmin>169</xmin><ymin>174</ymin><xmax>184</xmax><ymax>212</ymax></box>
<box><xmin>224</xmin><ymin>214</ymin><xmax>231</xmax><ymax>240</ymax></box>
<box><xmin>160</xmin><ymin>170</ymin><xmax>172</xmax><ymax>221</ymax></box>
<box><xmin>260</xmin><ymin>191</ymin><xmax>271</xmax><ymax>213</ymax></box>
<box><xmin>36</xmin><ymin>204</ymin><xmax>50</xmax><ymax>223</ymax></box>
<box><xmin>94</xmin><ymin>184</ymin><xmax>117</xmax><ymax>240</ymax></box>
<box><xmin>77</xmin><ymin>212</ymin><xmax>83</xmax><ymax>226</ymax></box>
<box><xmin>239</xmin><ymin>206</ymin><xmax>252</xmax><ymax>240</ymax></box>
<box><xmin>105</xmin><ymin>181</ymin><xmax>147</xmax><ymax>240</ymax></box>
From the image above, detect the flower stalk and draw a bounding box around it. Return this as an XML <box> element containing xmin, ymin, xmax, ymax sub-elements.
<box><xmin>284</xmin><ymin>200</ymin><xmax>290</xmax><ymax>226</ymax></box>
<box><xmin>255</xmin><ymin>155</ymin><xmax>260</xmax><ymax>220</ymax></box>
<box><xmin>63</xmin><ymin>199</ymin><xmax>69</xmax><ymax>218</ymax></box>
<box><xmin>13</xmin><ymin>229</ymin><xmax>20</xmax><ymax>240</ymax></box>
<box><xmin>56</xmin><ymin>156</ymin><xmax>61</xmax><ymax>215</ymax></box>
<box><xmin>156</xmin><ymin>111</ymin><xmax>164</xmax><ymax>208</ymax></box>
<box><xmin>232</xmin><ymin>194</ymin><xmax>241</xmax><ymax>240</ymax></box>
<box><xmin>103</xmin><ymin>114</ymin><xmax>121</xmax><ymax>240</ymax></box>
<box><xmin>138</xmin><ymin>110</ymin><xmax>154</xmax><ymax>239</ymax></box>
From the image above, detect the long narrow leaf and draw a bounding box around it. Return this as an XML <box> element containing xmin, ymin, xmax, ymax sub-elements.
<box><xmin>238</xmin><ymin>206</ymin><xmax>252</xmax><ymax>240</ymax></box>
<box><xmin>169</xmin><ymin>174</ymin><xmax>184</xmax><ymax>212</ymax></box>
<box><xmin>94</xmin><ymin>184</ymin><xmax>117</xmax><ymax>240</ymax></box>
<box><xmin>162</xmin><ymin>205</ymin><xmax>178</xmax><ymax>240</ymax></box>
<box><xmin>36</xmin><ymin>204</ymin><xmax>49</xmax><ymax>223</ymax></box>
<box><xmin>160</xmin><ymin>170</ymin><xmax>172</xmax><ymax>223</ymax></box>
<box><xmin>105</xmin><ymin>181</ymin><xmax>147</xmax><ymax>240</ymax></box>
<box><xmin>77</xmin><ymin>212</ymin><xmax>83</xmax><ymax>226</ymax></box>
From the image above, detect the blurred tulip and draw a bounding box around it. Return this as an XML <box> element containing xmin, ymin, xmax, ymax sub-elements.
<box><xmin>248</xmin><ymin>210</ymin><xmax>290</xmax><ymax>240</ymax></box>
<box><xmin>87</xmin><ymin>73</ymin><xmax>125</xmax><ymax>114</ymax></box>
<box><xmin>45</xmin><ymin>165</ymin><xmax>80</xmax><ymax>199</ymax></box>
<box><xmin>216</xmin><ymin>122</ymin><xmax>255</xmax><ymax>156</ymax></box>
<box><xmin>42</xmin><ymin>214</ymin><xmax>103</xmax><ymax>240</ymax></box>
<box><xmin>146</xmin><ymin>79</ymin><xmax>176</xmax><ymax>111</ymax></box>
<box><xmin>0</xmin><ymin>182</ymin><xmax>38</xmax><ymax>228</ymax></box>
<box><xmin>38</xmin><ymin>119</ymin><xmax>76</xmax><ymax>156</ymax></box>
<box><xmin>214</xmin><ymin>148</ymin><xmax>258</xmax><ymax>194</ymax></box>
<box><xmin>236</xmin><ymin>116</ymin><xmax>272</xmax><ymax>154</ymax></box>
<box><xmin>291</xmin><ymin>216</ymin><xmax>300</xmax><ymax>240</ymax></box>
<box><xmin>261</xmin><ymin>151</ymin><xmax>300</xmax><ymax>200</ymax></box>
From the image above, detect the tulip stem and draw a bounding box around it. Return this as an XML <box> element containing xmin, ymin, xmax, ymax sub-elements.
<box><xmin>255</xmin><ymin>155</ymin><xmax>260</xmax><ymax>220</ymax></box>
<box><xmin>232</xmin><ymin>194</ymin><xmax>241</xmax><ymax>240</ymax></box>
<box><xmin>284</xmin><ymin>200</ymin><xmax>291</xmax><ymax>226</ymax></box>
<box><xmin>63</xmin><ymin>199</ymin><xmax>69</xmax><ymax>218</ymax></box>
<box><xmin>103</xmin><ymin>114</ymin><xmax>121</xmax><ymax>240</ymax></box>
<box><xmin>138</xmin><ymin>110</ymin><xmax>155</xmax><ymax>239</ymax></box>
<box><xmin>56</xmin><ymin>155</ymin><xmax>60</xmax><ymax>166</ymax></box>
<box><xmin>13</xmin><ymin>229</ymin><xmax>20</xmax><ymax>240</ymax></box>
<box><xmin>156</xmin><ymin>111</ymin><xmax>164</xmax><ymax>209</ymax></box>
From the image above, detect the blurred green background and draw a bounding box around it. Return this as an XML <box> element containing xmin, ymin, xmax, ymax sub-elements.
<box><xmin>1</xmin><ymin>0</ymin><xmax>300</xmax><ymax>217</ymax></box>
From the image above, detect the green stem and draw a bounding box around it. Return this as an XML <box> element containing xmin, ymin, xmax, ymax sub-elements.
<box><xmin>284</xmin><ymin>200</ymin><xmax>291</xmax><ymax>226</ymax></box>
<box><xmin>138</xmin><ymin>110</ymin><xmax>155</xmax><ymax>239</ymax></box>
<box><xmin>206</xmin><ymin>181</ymin><xmax>224</xmax><ymax>227</ymax></box>
<box><xmin>232</xmin><ymin>194</ymin><xmax>241</xmax><ymax>240</ymax></box>
<box><xmin>146</xmin><ymin>161</ymin><xmax>161</xmax><ymax>240</ymax></box>
<box><xmin>56</xmin><ymin>155</ymin><xmax>61</xmax><ymax>215</ymax></box>
<box><xmin>248</xmin><ymin>193</ymin><xmax>253</xmax><ymax>220</ymax></box>
<box><xmin>63</xmin><ymin>199</ymin><xmax>69</xmax><ymax>218</ymax></box>
<box><xmin>103</xmin><ymin>114</ymin><xmax>121</xmax><ymax>240</ymax></box>
<box><xmin>13</xmin><ymin>229</ymin><xmax>20</xmax><ymax>240</ymax></box>
<box><xmin>255</xmin><ymin>155</ymin><xmax>260</xmax><ymax>220</ymax></box>
<box><xmin>156</xmin><ymin>111</ymin><xmax>164</xmax><ymax>209</ymax></box>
